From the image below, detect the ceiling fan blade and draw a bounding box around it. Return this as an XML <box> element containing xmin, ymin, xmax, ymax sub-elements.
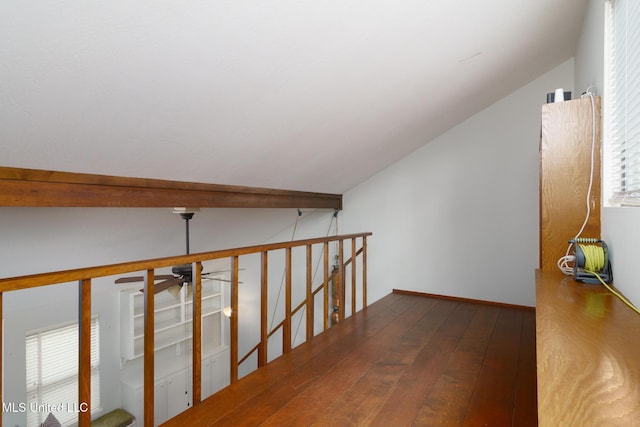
<box><xmin>115</xmin><ymin>274</ymin><xmax>175</xmax><ymax>284</ymax></box>
<box><xmin>140</xmin><ymin>276</ymin><xmax>184</xmax><ymax>294</ymax></box>
<box><xmin>115</xmin><ymin>276</ymin><xmax>144</xmax><ymax>284</ymax></box>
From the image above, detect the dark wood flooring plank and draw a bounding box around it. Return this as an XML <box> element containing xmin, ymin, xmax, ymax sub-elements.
<box><xmin>203</xmin><ymin>294</ymin><xmax>436</xmax><ymax>426</ymax></box>
<box><xmin>254</xmin><ymin>296</ymin><xmax>440</xmax><ymax>426</ymax></box>
<box><xmin>462</xmin><ymin>308</ymin><xmax>524</xmax><ymax>426</ymax></box>
<box><xmin>162</xmin><ymin>294</ymin><xmax>539</xmax><ymax>427</ymax></box>
<box><xmin>411</xmin><ymin>304</ymin><xmax>500</xmax><ymax>426</ymax></box>
<box><xmin>365</xmin><ymin>301</ymin><xmax>477</xmax><ymax>427</ymax></box>
<box><xmin>161</xmin><ymin>293</ymin><xmax>422</xmax><ymax>427</ymax></box>
<box><xmin>515</xmin><ymin>310</ymin><xmax>536</xmax><ymax>372</ymax></box>
<box><xmin>512</xmin><ymin>310</ymin><xmax>538</xmax><ymax>427</ymax></box>
<box><xmin>317</xmin><ymin>301</ymin><xmax>458</xmax><ymax>426</ymax></box>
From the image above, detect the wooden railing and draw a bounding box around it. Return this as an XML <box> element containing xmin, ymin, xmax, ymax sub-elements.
<box><xmin>0</xmin><ymin>232</ymin><xmax>371</xmax><ymax>427</ymax></box>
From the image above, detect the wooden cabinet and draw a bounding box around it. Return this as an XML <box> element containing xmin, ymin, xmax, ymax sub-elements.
<box><xmin>539</xmin><ymin>96</ymin><xmax>602</xmax><ymax>270</ymax></box>
<box><xmin>120</xmin><ymin>348</ymin><xmax>230</xmax><ymax>426</ymax></box>
<box><xmin>120</xmin><ymin>279</ymin><xmax>225</xmax><ymax>360</ymax></box>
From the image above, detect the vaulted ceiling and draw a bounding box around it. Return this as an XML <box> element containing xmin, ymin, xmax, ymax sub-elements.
<box><xmin>1</xmin><ymin>0</ymin><xmax>588</xmax><ymax>194</ymax></box>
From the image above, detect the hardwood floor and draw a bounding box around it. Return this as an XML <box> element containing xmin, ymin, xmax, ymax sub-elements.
<box><xmin>162</xmin><ymin>292</ymin><xmax>537</xmax><ymax>427</ymax></box>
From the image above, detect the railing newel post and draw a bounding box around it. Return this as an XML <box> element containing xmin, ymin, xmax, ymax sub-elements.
<box><xmin>362</xmin><ymin>236</ymin><xmax>368</xmax><ymax>309</ymax></box>
<box><xmin>78</xmin><ymin>278</ymin><xmax>92</xmax><ymax>427</ymax></box>
<box><xmin>323</xmin><ymin>242</ymin><xmax>329</xmax><ymax>331</ymax></box>
<box><xmin>259</xmin><ymin>251</ymin><xmax>268</xmax><ymax>367</ymax></box>
<box><xmin>192</xmin><ymin>261</ymin><xmax>202</xmax><ymax>405</ymax></box>
<box><xmin>338</xmin><ymin>239</ymin><xmax>345</xmax><ymax>322</ymax></box>
<box><xmin>306</xmin><ymin>244</ymin><xmax>313</xmax><ymax>342</ymax></box>
<box><xmin>284</xmin><ymin>248</ymin><xmax>292</xmax><ymax>354</ymax></box>
<box><xmin>143</xmin><ymin>269</ymin><xmax>155</xmax><ymax>427</ymax></box>
<box><xmin>230</xmin><ymin>256</ymin><xmax>239</xmax><ymax>383</ymax></box>
<box><xmin>351</xmin><ymin>238</ymin><xmax>357</xmax><ymax>316</ymax></box>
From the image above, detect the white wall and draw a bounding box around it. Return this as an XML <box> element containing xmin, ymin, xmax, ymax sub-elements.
<box><xmin>574</xmin><ymin>0</ymin><xmax>640</xmax><ymax>309</ymax></box>
<box><xmin>342</xmin><ymin>59</ymin><xmax>575</xmax><ymax>307</ymax></box>
<box><xmin>601</xmin><ymin>208</ymin><xmax>640</xmax><ymax>307</ymax></box>
<box><xmin>574</xmin><ymin>0</ymin><xmax>604</xmax><ymax>97</ymax></box>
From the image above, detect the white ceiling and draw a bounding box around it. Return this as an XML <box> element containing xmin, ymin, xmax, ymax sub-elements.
<box><xmin>0</xmin><ymin>0</ymin><xmax>588</xmax><ymax>194</ymax></box>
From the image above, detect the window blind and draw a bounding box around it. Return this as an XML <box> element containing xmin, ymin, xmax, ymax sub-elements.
<box><xmin>26</xmin><ymin>318</ymin><xmax>101</xmax><ymax>427</ymax></box>
<box><xmin>606</xmin><ymin>0</ymin><xmax>640</xmax><ymax>205</ymax></box>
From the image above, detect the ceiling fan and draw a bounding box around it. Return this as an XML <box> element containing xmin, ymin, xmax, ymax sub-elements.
<box><xmin>115</xmin><ymin>209</ymin><xmax>240</xmax><ymax>294</ymax></box>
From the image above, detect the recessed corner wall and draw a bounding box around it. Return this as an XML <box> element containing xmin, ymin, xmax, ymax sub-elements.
<box><xmin>342</xmin><ymin>59</ymin><xmax>575</xmax><ymax>307</ymax></box>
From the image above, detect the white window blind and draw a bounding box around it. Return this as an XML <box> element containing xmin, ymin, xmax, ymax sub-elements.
<box><xmin>26</xmin><ymin>318</ymin><xmax>101</xmax><ymax>427</ymax></box>
<box><xmin>606</xmin><ymin>0</ymin><xmax>640</xmax><ymax>205</ymax></box>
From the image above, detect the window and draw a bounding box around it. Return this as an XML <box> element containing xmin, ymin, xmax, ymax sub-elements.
<box><xmin>26</xmin><ymin>318</ymin><xmax>101</xmax><ymax>427</ymax></box>
<box><xmin>605</xmin><ymin>0</ymin><xmax>640</xmax><ymax>205</ymax></box>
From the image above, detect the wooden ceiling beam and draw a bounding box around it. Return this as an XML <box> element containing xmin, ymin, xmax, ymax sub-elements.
<box><xmin>0</xmin><ymin>167</ymin><xmax>342</xmax><ymax>209</ymax></box>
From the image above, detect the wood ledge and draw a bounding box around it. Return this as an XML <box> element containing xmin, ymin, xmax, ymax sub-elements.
<box><xmin>535</xmin><ymin>269</ymin><xmax>640</xmax><ymax>425</ymax></box>
<box><xmin>0</xmin><ymin>166</ymin><xmax>342</xmax><ymax>209</ymax></box>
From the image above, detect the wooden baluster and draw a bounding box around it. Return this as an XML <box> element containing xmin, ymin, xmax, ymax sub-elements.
<box><xmin>306</xmin><ymin>244</ymin><xmax>313</xmax><ymax>342</ymax></box>
<box><xmin>230</xmin><ymin>256</ymin><xmax>239</xmax><ymax>383</ymax></box>
<box><xmin>192</xmin><ymin>262</ymin><xmax>202</xmax><ymax>405</ymax></box>
<box><xmin>338</xmin><ymin>240</ymin><xmax>345</xmax><ymax>322</ymax></box>
<box><xmin>351</xmin><ymin>238</ymin><xmax>357</xmax><ymax>316</ymax></box>
<box><xmin>283</xmin><ymin>248</ymin><xmax>292</xmax><ymax>354</ymax></box>
<box><xmin>259</xmin><ymin>251</ymin><xmax>268</xmax><ymax>367</ymax></box>
<box><xmin>143</xmin><ymin>269</ymin><xmax>155</xmax><ymax>427</ymax></box>
<box><xmin>323</xmin><ymin>242</ymin><xmax>329</xmax><ymax>331</ymax></box>
<box><xmin>362</xmin><ymin>236</ymin><xmax>368</xmax><ymax>309</ymax></box>
<box><xmin>78</xmin><ymin>279</ymin><xmax>92</xmax><ymax>427</ymax></box>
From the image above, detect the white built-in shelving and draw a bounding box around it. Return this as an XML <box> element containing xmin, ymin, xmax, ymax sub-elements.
<box><xmin>119</xmin><ymin>277</ymin><xmax>230</xmax><ymax>425</ymax></box>
<box><xmin>120</xmin><ymin>278</ymin><xmax>225</xmax><ymax>360</ymax></box>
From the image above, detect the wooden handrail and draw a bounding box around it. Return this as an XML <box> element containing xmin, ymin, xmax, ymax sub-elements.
<box><xmin>0</xmin><ymin>233</ymin><xmax>372</xmax><ymax>292</ymax></box>
<box><xmin>0</xmin><ymin>232</ymin><xmax>371</xmax><ymax>427</ymax></box>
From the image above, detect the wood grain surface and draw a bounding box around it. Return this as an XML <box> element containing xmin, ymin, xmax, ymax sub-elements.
<box><xmin>0</xmin><ymin>166</ymin><xmax>342</xmax><ymax>209</ymax></box>
<box><xmin>161</xmin><ymin>292</ymin><xmax>537</xmax><ymax>426</ymax></box>
<box><xmin>536</xmin><ymin>269</ymin><xmax>640</xmax><ymax>426</ymax></box>
<box><xmin>539</xmin><ymin>97</ymin><xmax>601</xmax><ymax>270</ymax></box>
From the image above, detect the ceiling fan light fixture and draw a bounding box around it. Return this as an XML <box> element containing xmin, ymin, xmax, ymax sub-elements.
<box><xmin>173</xmin><ymin>207</ymin><xmax>200</xmax><ymax>214</ymax></box>
<box><xmin>167</xmin><ymin>284</ymin><xmax>182</xmax><ymax>298</ymax></box>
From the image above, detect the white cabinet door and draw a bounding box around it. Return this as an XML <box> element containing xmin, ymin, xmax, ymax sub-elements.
<box><xmin>154</xmin><ymin>380</ymin><xmax>168</xmax><ymax>426</ymax></box>
<box><xmin>201</xmin><ymin>349</ymin><xmax>231</xmax><ymax>399</ymax></box>
<box><xmin>201</xmin><ymin>357</ymin><xmax>214</xmax><ymax>399</ymax></box>
<box><xmin>166</xmin><ymin>371</ymin><xmax>192</xmax><ymax>419</ymax></box>
<box><xmin>210</xmin><ymin>350</ymin><xmax>230</xmax><ymax>394</ymax></box>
